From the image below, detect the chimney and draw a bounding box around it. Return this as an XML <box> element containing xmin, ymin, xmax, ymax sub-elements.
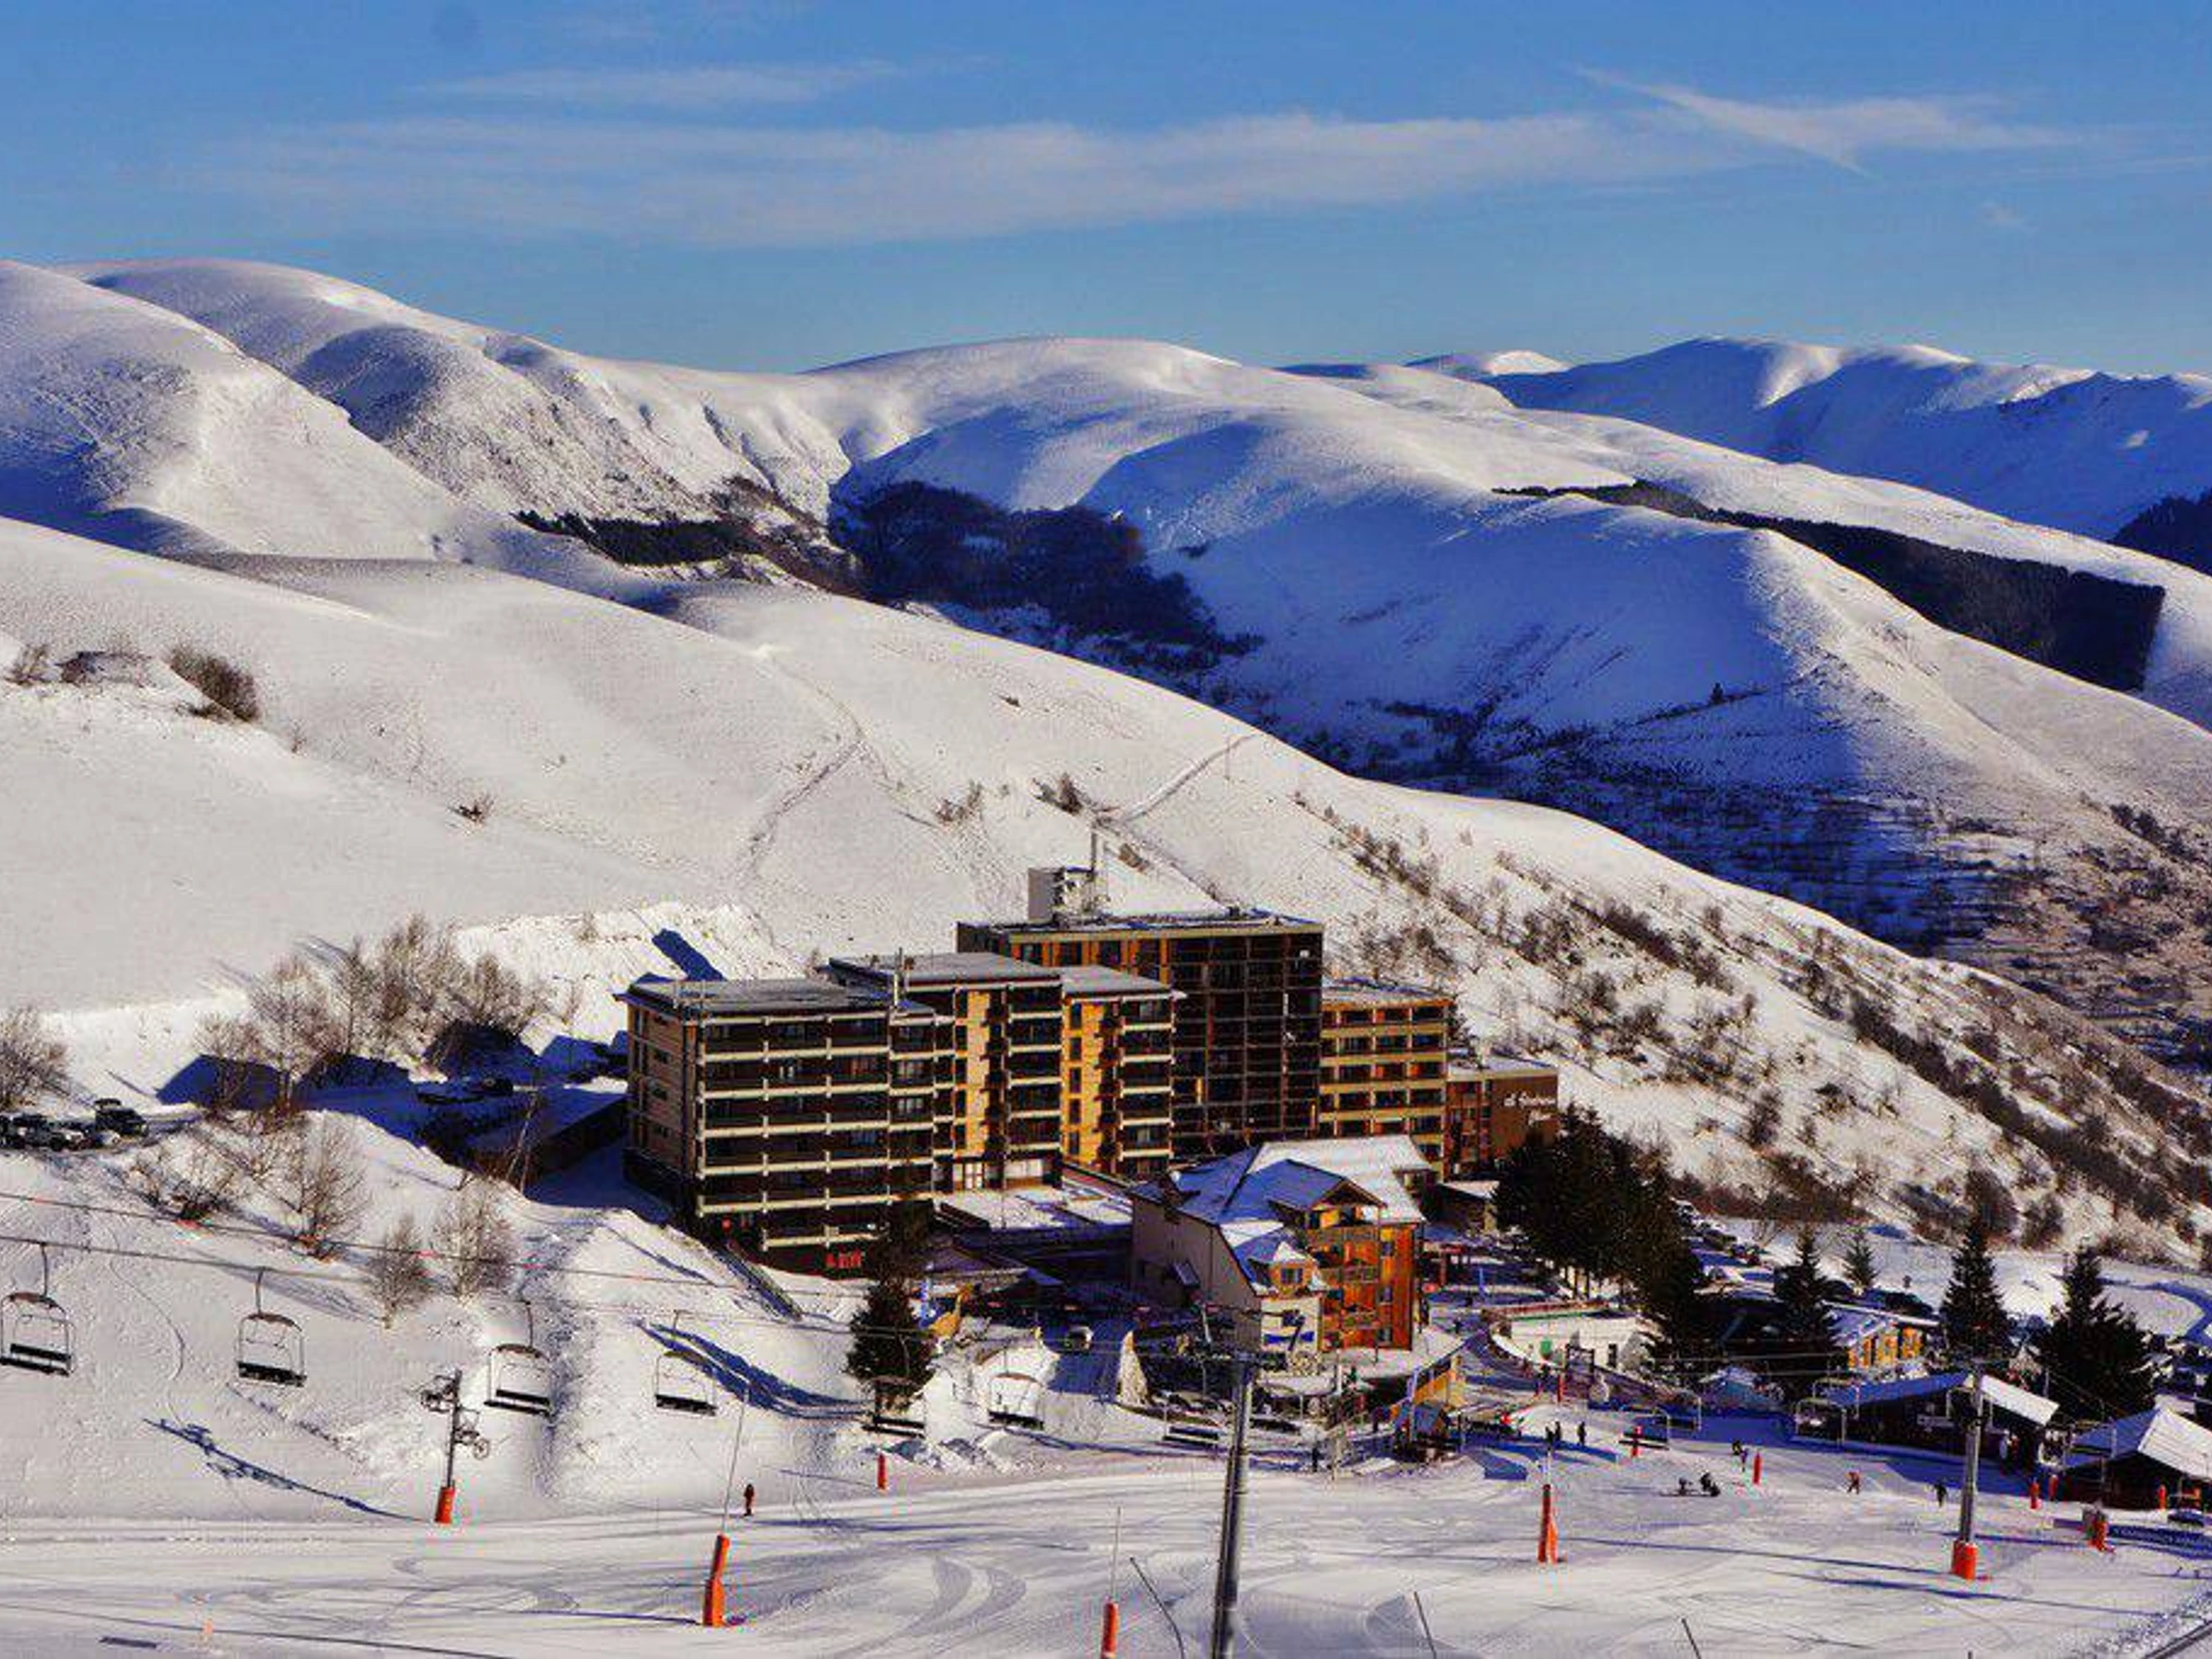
<box><xmin>1027</xmin><ymin>864</ymin><xmax>1108</xmax><ymax>924</ymax></box>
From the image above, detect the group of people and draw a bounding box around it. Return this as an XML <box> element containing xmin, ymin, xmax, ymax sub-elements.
<box><xmin>1539</xmin><ymin>1419</ymin><xmax>1589</xmax><ymax>1451</ymax></box>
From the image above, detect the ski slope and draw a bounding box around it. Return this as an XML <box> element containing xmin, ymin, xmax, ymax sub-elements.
<box><xmin>0</xmin><ymin>1424</ymin><xmax>2203</xmax><ymax>1655</ymax></box>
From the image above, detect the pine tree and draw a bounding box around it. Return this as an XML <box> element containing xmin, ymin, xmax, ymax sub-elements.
<box><xmin>2032</xmin><ymin>1247</ymin><xmax>2157</xmax><ymax>1420</ymax></box>
<box><xmin>845</xmin><ymin>1202</ymin><xmax>937</xmax><ymax>1406</ymax></box>
<box><xmin>1939</xmin><ymin>1210</ymin><xmax>2013</xmax><ymax>1364</ymax></box>
<box><xmin>1768</xmin><ymin>1227</ymin><xmax>1843</xmax><ymax>1401</ymax></box>
<box><xmin>846</xmin><ymin>1276</ymin><xmax>932</xmax><ymax>1404</ymax></box>
<box><xmin>1842</xmin><ymin>1228</ymin><xmax>1878</xmax><ymax>1300</ymax></box>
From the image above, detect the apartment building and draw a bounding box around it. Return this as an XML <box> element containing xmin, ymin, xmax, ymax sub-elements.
<box><xmin>619</xmin><ymin>976</ymin><xmax>952</xmax><ymax>1274</ymax></box>
<box><xmin>1441</xmin><ymin>1054</ymin><xmax>1561</xmax><ymax>1177</ymax></box>
<box><xmin>1057</xmin><ymin>965</ymin><xmax>1176</xmax><ymax>1182</ymax></box>
<box><xmin>1318</xmin><ymin>980</ymin><xmax>1452</xmax><ymax>1165</ymax></box>
<box><xmin>959</xmin><ymin>871</ymin><xmax>1324</xmax><ymax>1160</ymax></box>
<box><xmin>1128</xmin><ymin>1135</ymin><xmax>1430</xmax><ymax>1356</ymax></box>
<box><xmin>828</xmin><ymin>952</ymin><xmax>1066</xmax><ymax>1192</ymax></box>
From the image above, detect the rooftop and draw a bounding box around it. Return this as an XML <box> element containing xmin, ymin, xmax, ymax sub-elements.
<box><xmin>1154</xmin><ymin>1135</ymin><xmax>1431</xmax><ymax>1288</ymax></box>
<box><xmin>620</xmin><ymin>975</ymin><xmax>912</xmax><ymax>1018</ymax></box>
<box><xmin>1055</xmin><ymin>964</ymin><xmax>1175</xmax><ymax>999</ymax></box>
<box><xmin>2065</xmin><ymin>1408</ymin><xmax>2212</xmax><ymax>1481</ymax></box>
<box><xmin>969</xmin><ymin>905</ymin><xmax>1321</xmax><ymax>938</ymax></box>
<box><xmin>1447</xmin><ymin>1053</ymin><xmax>1559</xmax><ymax>1080</ymax></box>
<box><xmin>1323</xmin><ymin>978</ymin><xmax>1452</xmax><ymax>1008</ymax></box>
<box><xmin>1820</xmin><ymin>1370</ymin><xmax>2058</xmax><ymax>1427</ymax></box>
<box><xmin>830</xmin><ymin>951</ymin><xmax>1059</xmax><ymax>988</ymax></box>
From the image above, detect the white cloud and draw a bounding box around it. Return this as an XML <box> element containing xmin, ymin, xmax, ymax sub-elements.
<box><xmin>188</xmin><ymin>80</ymin><xmax>2085</xmax><ymax>249</ymax></box>
<box><xmin>428</xmin><ymin>61</ymin><xmax>902</xmax><ymax>110</ymax></box>
<box><xmin>1596</xmin><ymin>76</ymin><xmax>2070</xmax><ymax>172</ymax></box>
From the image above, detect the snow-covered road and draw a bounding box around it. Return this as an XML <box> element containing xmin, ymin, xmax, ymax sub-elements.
<box><xmin>3</xmin><ymin>1429</ymin><xmax>2205</xmax><ymax>1656</ymax></box>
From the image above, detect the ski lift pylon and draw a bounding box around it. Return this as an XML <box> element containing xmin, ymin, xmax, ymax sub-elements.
<box><xmin>1</xmin><ymin>1244</ymin><xmax>73</xmax><ymax>1377</ymax></box>
<box><xmin>236</xmin><ymin>1266</ymin><xmax>305</xmax><ymax>1387</ymax></box>
<box><xmin>486</xmin><ymin>1296</ymin><xmax>555</xmax><ymax>1417</ymax></box>
<box><xmin>653</xmin><ymin>1311</ymin><xmax>717</xmax><ymax>1416</ymax></box>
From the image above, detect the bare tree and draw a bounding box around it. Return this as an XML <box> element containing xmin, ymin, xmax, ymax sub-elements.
<box><xmin>288</xmin><ymin>1119</ymin><xmax>366</xmax><ymax>1257</ymax></box>
<box><xmin>445</xmin><ymin>952</ymin><xmax>549</xmax><ymax>1039</ymax></box>
<box><xmin>438</xmin><ymin>1177</ymin><xmax>516</xmax><ymax>1299</ymax></box>
<box><xmin>370</xmin><ymin>915</ymin><xmax>463</xmax><ymax>1060</ymax></box>
<box><xmin>0</xmin><ymin>1006</ymin><xmax>69</xmax><ymax>1112</ymax></box>
<box><xmin>319</xmin><ymin>938</ymin><xmax>380</xmax><ymax>1075</ymax></box>
<box><xmin>128</xmin><ymin>1129</ymin><xmax>241</xmax><ymax>1222</ymax></box>
<box><xmin>225</xmin><ymin>1095</ymin><xmax>304</xmax><ymax>1183</ymax></box>
<box><xmin>366</xmin><ymin>1214</ymin><xmax>435</xmax><ymax>1325</ymax></box>
<box><xmin>198</xmin><ymin>959</ymin><xmax>331</xmax><ymax>1113</ymax></box>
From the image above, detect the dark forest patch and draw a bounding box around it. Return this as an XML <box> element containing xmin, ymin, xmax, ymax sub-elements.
<box><xmin>1508</xmin><ymin>481</ymin><xmax>2166</xmax><ymax>693</ymax></box>
<box><xmin>833</xmin><ymin>480</ymin><xmax>1255</xmax><ymax>666</ymax></box>
<box><xmin>2115</xmin><ymin>488</ymin><xmax>2212</xmax><ymax>574</ymax></box>
<box><xmin>518</xmin><ymin>477</ymin><xmax>858</xmax><ymax>591</ymax></box>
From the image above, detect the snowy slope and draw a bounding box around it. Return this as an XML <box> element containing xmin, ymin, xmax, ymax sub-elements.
<box><xmin>2</xmin><ymin>512</ymin><xmax>2204</xmax><ymax>1262</ymax></box>
<box><xmin>1472</xmin><ymin>335</ymin><xmax>2212</xmax><ymax>541</ymax></box>
<box><xmin>30</xmin><ymin>259</ymin><xmax>2212</xmax><ymax>1053</ymax></box>
<box><xmin>0</xmin><ymin>262</ymin><xmax>575</xmax><ymax>571</ymax></box>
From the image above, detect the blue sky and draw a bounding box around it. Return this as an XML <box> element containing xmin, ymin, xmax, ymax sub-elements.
<box><xmin>7</xmin><ymin>0</ymin><xmax>2212</xmax><ymax>372</ymax></box>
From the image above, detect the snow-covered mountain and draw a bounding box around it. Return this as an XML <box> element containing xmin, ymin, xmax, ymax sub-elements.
<box><xmin>29</xmin><ymin>259</ymin><xmax>2212</xmax><ymax>1057</ymax></box>
<box><xmin>1469</xmin><ymin>336</ymin><xmax>2212</xmax><ymax>552</ymax></box>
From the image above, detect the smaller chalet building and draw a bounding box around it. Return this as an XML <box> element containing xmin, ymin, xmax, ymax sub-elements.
<box><xmin>1801</xmin><ymin>1371</ymin><xmax>2059</xmax><ymax>1467</ymax></box>
<box><xmin>2057</xmin><ymin>1408</ymin><xmax>2212</xmax><ymax>1510</ymax></box>
<box><xmin>1129</xmin><ymin>1135</ymin><xmax>1430</xmax><ymax>1359</ymax></box>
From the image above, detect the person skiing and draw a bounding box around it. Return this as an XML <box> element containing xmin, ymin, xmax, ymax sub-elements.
<box><xmin>1576</xmin><ymin>1420</ymin><xmax>1587</xmax><ymax>1448</ymax></box>
<box><xmin>1847</xmin><ymin>1470</ymin><xmax>1863</xmax><ymax>1494</ymax></box>
<box><xmin>742</xmin><ymin>1482</ymin><xmax>756</xmax><ymax>1519</ymax></box>
<box><xmin>1935</xmin><ymin>1480</ymin><xmax>1948</xmax><ymax>1506</ymax></box>
<box><xmin>1699</xmin><ymin>1472</ymin><xmax>1721</xmax><ymax>1497</ymax></box>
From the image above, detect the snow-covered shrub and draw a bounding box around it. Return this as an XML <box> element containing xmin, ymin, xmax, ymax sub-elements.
<box><xmin>0</xmin><ymin>1006</ymin><xmax>69</xmax><ymax>1112</ymax></box>
<box><xmin>167</xmin><ymin>645</ymin><xmax>260</xmax><ymax>723</ymax></box>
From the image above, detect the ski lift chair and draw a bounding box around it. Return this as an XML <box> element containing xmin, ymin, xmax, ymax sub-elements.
<box><xmin>1</xmin><ymin>1244</ymin><xmax>73</xmax><ymax>1377</ymax></box>
<box><xmin>486</xmin><ymin>1299</ymin><xmax>556</xmax><ymax>1417</ymax></box>
<box><xmin>236</xmin><ymin>1268</ymin><xmax>306</xmax><ymax>1387</ymax></box>
<box><xmin>653</xmin><ymin>1312</ymin><xmax>718</xmax><ymax>1416</ymax></box>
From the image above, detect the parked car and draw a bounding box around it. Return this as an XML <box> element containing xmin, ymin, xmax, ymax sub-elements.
<box><xmin>94</xmin><ymin>1102</ymin><xmax>147</xmax><ymax>1137</ymax></box>
<box><xmin>12</xmin><ymin>1112</ymin><xmax>56</xmax><ymax>1149</ymax></box>
<box><xmin>1058</xmin><ymin>1324</ymin><xmax>1095</xmax><ymax>1354</ymax></box>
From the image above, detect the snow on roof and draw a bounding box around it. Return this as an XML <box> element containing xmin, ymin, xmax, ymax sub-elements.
<box><xmin>938</xmin><ymin>1181</ymin><xmax>1132</xmax><ymax>1234</ymax></box>
<box><xmin>1822</xmin><ymin>1370</ymin><xmax>2058</xmax><ymax>1427</ymax></box>
<box><xmin>1322</xmin><ymin>978</ymin><xmax>1449</xmax><ymax>1008</ymax></box>
<box><xmin>1171</xmin><ymin>1135</ymin><xmax>1428</xmax><ymax>1229</ymax></box>
<box><xmin>1159</xmin><ymin>1135</ymin><xmax>1428</xmax><ymax>1288</ymax></box>
<box><xmin>2065</xmin><ymin>1409</ymin><xmax>2212</xmax><ymax>1481</ymax></box>
<box><xmin>1054</xmin><ymin>964</ymin><xmax>1173</xmax><ymax>998</ymax></box>
<box><xmin>1829</xmin><ymin>1305</ymin><xmax>1902</xmax><ymax>1347</ymax></box>
<box><xmin>972</xmin><ymin>906</ymin><xmax>1321</xmax><ymax>937</ymax></box>
<box><xmin>1447</xmin><ymin>1053</ymin><xmax>1559</xmax><ymax>1081</ymax></box>
<box><xmin>622</xmin><ymin>974</ymin><xmax>902</xmax><ymax>1017</ymax></box>
<box><xmin>832</xmin><ymin>951</ymin><xmax>1058</xmax><ymax>987</ymax></box>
